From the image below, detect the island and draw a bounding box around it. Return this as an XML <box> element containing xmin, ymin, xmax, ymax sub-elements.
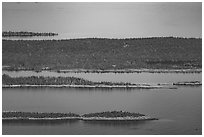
<box><xmin>2</xmin><ymin>111</ymin><xmax>80</xmax><ymax>120</ymax></box>
<box><xmin>82</xmin><ymin>111</ymin><xmax>158</xmax><ymax>121</ymax></box>
<box><xmin>173</xmin><ymin>81</ymin><xmax>202</xmax><ymax>86</ymax></box>
<box><xmin>3</xmin><ymin>111</ymin><xmax>158</xmax><ymax>121</ymax></box>
<box><xmin>2</xmin><ymin>74</ymin><xmax>176</xmax><ymax>89</ymax></box>
<box><xmin>2</xmin><ymin>31</ymin><xmax>58</xmax><ymax>37</ymax></box>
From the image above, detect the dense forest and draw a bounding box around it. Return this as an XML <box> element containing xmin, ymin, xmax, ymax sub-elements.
<box><xmin>3</xmin><ymin>111</ymin><xmax>150</xmax><ymax>119</ymax></box>
<box><xmin>2</xmin><ymin>74</ymin><xmax>135</xmax><ymax>86</ymax></box>
<box><xmin>3</xmin><ymin>111</ymin><xmax>80</xmax><ymax>118</ymax></box>
<box><xmin>2</xmin><ymin>74</ymin><xmax>94</xmax><ymax>85</ymax></box>
<box><xmin>82</xmin><ymin>111</ymin><xmax>145</xmax><ymax>118</ymax></box>
<box><xmin>2</xmin><ymin>37</ymin><xmax>202</xmax><ymax>70</ymax></box>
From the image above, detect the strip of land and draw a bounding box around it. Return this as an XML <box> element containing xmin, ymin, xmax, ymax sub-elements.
<box><xmin>2</xmin><ymin>31</ymin><xmax>58</xmax><ymax>37</ymax></box>
<box><xmin>2</xmin><ymin>111</ymin><xmax>158</xmax><ymax>121</ymax></box>
<box><xmin>3</xmin><ymin>66</ymin><xmax>202</xmax><ymax>73</ymax></box>
<box><xmin>53</xmin><ymin>68</ymin><xmax>202</xmax><ymax>73</ymax></box>
<box><xmin>173</xmin><ymin>81</ymin><xmax>202</xmax><ymax>86</ymax></box>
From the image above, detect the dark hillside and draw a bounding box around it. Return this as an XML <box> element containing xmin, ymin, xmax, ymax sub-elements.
<box><xmin>2</xmin><ymin>37</ymin><xmax>202</xmax><ymax>70</ymax></box>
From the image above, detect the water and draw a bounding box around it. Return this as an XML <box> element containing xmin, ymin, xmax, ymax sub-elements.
<box><xmin>2</xmin><ymin>71</ymin><xmax>202</xmax><ymax>85</ymax></box>
<box><xmin>2</xmin><ymin>72</ymin><xmax>202</xmax><ymax>135</ymax></box>
<box><xmin>2</xmin><ymin>87</ymin><xmax>202</xmax><ymax>135</ymax></box>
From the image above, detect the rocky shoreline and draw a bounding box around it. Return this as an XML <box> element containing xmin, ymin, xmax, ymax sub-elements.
<box><xmin>2</xmin><ymin>111</ymin><xmax>158</xmax><ymax>121</ymax></box>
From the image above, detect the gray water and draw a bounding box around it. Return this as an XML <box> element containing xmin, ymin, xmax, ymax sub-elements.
<box><xmin>2</xmin><ymin>87</ymin><xmax>202</xmax><ymax>135</ymax></box>
<box><xmin>2</xmin><ymin>72</ymin><xmax>202</xmax><ymax>135</ymax></box>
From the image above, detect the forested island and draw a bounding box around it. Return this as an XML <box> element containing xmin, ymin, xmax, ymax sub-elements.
<box><xmin>82</xmin><ymin>111</ymin><xmax>145</xmax><ymax>118</ymax></box>
<box><xmin>2</xmin><ymin>31</ymin><xmax>58</xmax><ymax>37</ymax></box>
<box><xmin>3</xmin><ymin>111</ymin><xmax>80</xmax><ymax>120</ymax></box>
<box><xmin>173</xmin><ymin>81</ymin><xmax>201</xmax><ymax>86</ymax></box>
<box><xmin>3</xmin><ymin>74</ymin><xmax>201</xmax><ymax>88</ymax></box>
<box><xmin>2</xmin><ymin>37</ymin><xmax>201</xmax><ymax>71</ymax></box>
<box><xmin>3</xmin><ymin>111</ymin><xmax>157</xmax><ymax>121</ymax></box>
<box><xmin>3</xmin><ymin>74</ymin><xmax>163</xmax><ymax>89</ymax></box>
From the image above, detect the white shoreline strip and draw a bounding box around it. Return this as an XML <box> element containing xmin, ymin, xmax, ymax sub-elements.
<box><xmin>82</xmin><ymin>116</ymin><xmax>155</xmax><ymax>120</ymax></box>
<box><xmin>2</xmin><ymin>117</ymin><xmax>81</xmax><ymax>120</ymax></box>
<box><xmin>3</xmin><ymin>116</ymin><xmax>156</xmax><ymax>121</ymax></box>
<box><xmin>2</xmin><ymin>84</ymin><xmax>176</xmax><ymax>89</ymax></box>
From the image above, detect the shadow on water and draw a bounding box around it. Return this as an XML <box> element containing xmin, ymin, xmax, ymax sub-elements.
<box><xmin>82</xmin><ymin>120</ymin><xmax>151</xmax><ymax>128</ymax></box>
<box><xmin>3</xmin><ymin>119</ymin><xmax>154</xmax><ymax>127</ymax></box>
<box><xmin>2</xmin><ymin>119</ymin><xmax>79</xmax><ymax>126</ymax></box>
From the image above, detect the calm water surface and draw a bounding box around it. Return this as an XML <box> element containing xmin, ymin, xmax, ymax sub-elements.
<box><xmin>2</xmin><ymin>72</ymin><xmax>202</xmax><ymax>135</ymax></box>
<box><xmin>2</xmin><ymin>87</ymin><xmax>202</xmax><ymax>135</ymax></box>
